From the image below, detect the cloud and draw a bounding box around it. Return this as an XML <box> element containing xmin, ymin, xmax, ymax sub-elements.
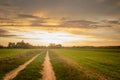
<box><xmin>17</xmin><ymin>14</ymin><xmax>49</xmax><ymax>26</ymax></box>
<box><xmin>59</xmin><ymin>18</ymin><xmax>120</xmax><ymax>28</ymax></box>
<box><xmin>0</xmin><ymin>17</ymin><xmax>9</xmax><ymax>20</ymax></box>
<box><xmin>0</xmin><ymin>0</ymin><xmax>120</xmax><ymax>27</ymax></box>
<box><xmin>30</xmin><ymin>19</ymin><xmax>45</xmax><ymax>26</ymax></box>
<box><xmin>0</xmin><ymin>0</ymin><xmax>12</xmax><ymax>7</ymax></box>
<box><xmin>91</xmin><ymin>19</ymin><xmax>120</xmax><ymax>28</ymax></box>
<box><xmin>0</xmin><ymin>3</ymin><xmax>11</xmax><ymax>7</ymax></box>
<box><xmin>0</xmin><ymin>29</ymin><xmax>17</xmax><ymax>37</ymax></box>
<box><xmin>95</xmin><ymin>0</ymin><xmax>105</xmax><ymax>3</ymax></box>
<box><xmin>59</xmin><ymin>20</ymin><xmax>97</xmax><ymax>28</ymax></box>
<box><xmin>0</xmin><ymin>29</ymin><xmax>8</xmax><ymax>33</ymax></box>
<box><xmin>18</xmin><ymin>14</ymin><xmax>41</xmax><ymax>19</ymax></box>
<box><xmin>107</xmin><ymin>19</ymin><xmax>120</xmax><ymax>24</ymax></box>
<box><xmin>0</xmin><ymin>25</ymin><xmax>120</xmax><ymax>46</ymax></box>
<box><xmin>1</xmin><ymin>0</ymin><xmax>118</xmax><ymax>20</ymax></box>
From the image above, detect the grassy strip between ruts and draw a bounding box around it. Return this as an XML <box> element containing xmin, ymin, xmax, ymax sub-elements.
<box><xmin>0</xmin><ymin>49</ymin><xmax>41</xmax><ymax>80</ymax></box>
<box><xmin>49</xmin><ymin>50</ymin><xmax>92</xmax><ymax>80</ymax></box>
<box><xmin>13</xmin><ymin>50</ymin><xmax>46</xmax><ymax>80</ymax></box>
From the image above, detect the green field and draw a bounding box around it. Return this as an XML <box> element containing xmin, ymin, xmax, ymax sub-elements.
<box><xmin>50</xmin><ymin>48</ymin><xmax>120</xmax><ymax>80</ymax></box>
<box><xmin>0</xmin><ymin>48</ymin><xmax>120</xmax><ymax>80</ymax></box>
<box><xmin>0</xmin><ymin>49</ymin><xmax>43</xmax><ymax>80</ymax></box>
<box><xmin>0</xmin><ymin>49</ymin><xmax>31</xmax><ymax>59</ymax></box>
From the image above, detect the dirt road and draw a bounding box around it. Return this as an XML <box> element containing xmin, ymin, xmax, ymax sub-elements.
<box><xmin>41</xmin><ymin>51</ymin><xmax>56</xmax><ymax>80</ymax></box>
<box><xmin>3</xmin><ymin>54</ymin><xmax>40</xmax><ymax>80</ymax></box>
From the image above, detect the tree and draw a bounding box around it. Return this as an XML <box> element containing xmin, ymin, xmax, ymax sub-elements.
<box><xmin>8</xmin><ymin>42</ymin><xmax>15</xmax><ymax>48</ymax></box>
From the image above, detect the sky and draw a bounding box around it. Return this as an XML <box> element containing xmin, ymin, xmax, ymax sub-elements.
<box><xmin>0</xmin><ymin>0</ymin><xmax>120</xmax><ymax>46</ymax></box>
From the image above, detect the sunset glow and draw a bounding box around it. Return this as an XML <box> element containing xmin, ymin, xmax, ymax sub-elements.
<box><xmin>0</xmin><ymin>0</ymin><xmax>120</xmax><ymax>46</ymax></box>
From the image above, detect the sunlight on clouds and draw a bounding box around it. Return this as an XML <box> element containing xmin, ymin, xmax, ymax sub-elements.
<box><xmin>21</xmin><ymin>31</ymin><xmax>89</xmax><ymax>45</ymax></box>
<box><xmin>1</xmin><ymin>26</ymin><xmax>119</xmax><ymax>46</ymax></box>
<box><xmin>44</xmin><ymin>19</ymin><xmax>61</xmax><ymax>25</ymax></box>
<box><xmin>33</xmin><ymin>11</ymin><xmax>46</xmax><ymax>17</ymax></box>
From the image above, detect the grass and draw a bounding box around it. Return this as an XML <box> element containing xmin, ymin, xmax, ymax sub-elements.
<box><xmin>49</xmin><ymin>50</ymin><xmax>90</xmax><ymax>80</ymax></box>
<box><xmin>1</xmin><ymin>48</ymin><xmax>119</xmax><ymax>80</ymax></box>
<box><xmin>52</xmin><ymin>48</ymin><xmax>120</xmax><ymax>80</ymax></box>
<box><xmin>0</xmin><ymin>49</ymin><xmax>31</xmax><ymax>59</ymax></box>
<box><xmin>13</xmin><ymin>50</ymin><xmax>46</xmax><ymax>80</ymax></box>
<box><xmin>0</xmin><ymin>49</ymin><xmax>41</xmax><ymax>80</ymax></box>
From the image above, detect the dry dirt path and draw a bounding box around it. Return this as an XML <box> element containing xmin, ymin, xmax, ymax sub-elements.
<box><xmin>40</xmin><ymin>51</ymin><xmax>56</xmax><ymax>80</ymax></box>
<box><xmin>3</xmin><ymin>54</ymin><xmax>40</xmax><ymax>80</ymax></box>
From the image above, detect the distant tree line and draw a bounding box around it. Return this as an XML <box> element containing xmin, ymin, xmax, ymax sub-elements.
<box><xmin>7</xmin><ymin>41</ymin><xmax>62</xmax><ymax>49</ymax></box>
<box><xmin>7</xmin><ymin>40</ymin><xmax>46</xmax><ymax>49</ymax></box>
<box><xmin>8</xmin><ymin>40</ymin><xmax>32</xmax><ymax>48</ymax></box>
<box><xmin>48</xmin><ymin>43</ymin><xmax>62</xmax><ymax>48</ymax></box>
<box><xmin>0</xmin><ymin>45</ymin><xmax>5</xmax><ymax>48</ymax></box>
<box><xmin>0</xmin><ymin>41</ymin><xmax>62</xmax><ymax>49</ymax></box>
<box><xmin>71</xmin><ymin>46</ymin><xmax>120</xmax><ymax>49</ymax></box>
<box><xmin>0</xmin><ymin>41</ymin><xmax>120</xmax><ymax>49</ymax></box>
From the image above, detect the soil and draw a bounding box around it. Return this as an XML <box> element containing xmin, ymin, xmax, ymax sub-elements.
<box><xmin>40</xmin><ymin>51</ymin><xmax>56</xmax><ymax>80</ymax></box>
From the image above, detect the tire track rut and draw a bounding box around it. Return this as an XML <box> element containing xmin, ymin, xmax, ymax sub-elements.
<box><xmin>40</xmin><ymin>51</ymin><xmax>56</xmax><ymax>80</ymax></box>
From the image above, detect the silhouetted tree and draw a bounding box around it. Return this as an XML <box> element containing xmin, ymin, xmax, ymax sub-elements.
<box><xmin>0</xmin><ymin>44</ymin><xmax>5</xmax><ymax>48</ymax></box>
<box><xmin>8</xmin><ymin>42</ymin><xmax>16</xmax><ymax>48</ymax></box>
<box><xmin>8</xmin><ymin>40</ymin><xmax>33</xmax><ymax>48</ymax></box>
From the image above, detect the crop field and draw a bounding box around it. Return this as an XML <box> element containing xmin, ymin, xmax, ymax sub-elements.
<box><xmin>0</xmin><ymin>48</ymin><xmax>120</xmax><ymax>80</ymax></box>
<box><xmin>50</xmin><ymin>48</ymin><xmax>120</xmax><ymax>80</ymax></box>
